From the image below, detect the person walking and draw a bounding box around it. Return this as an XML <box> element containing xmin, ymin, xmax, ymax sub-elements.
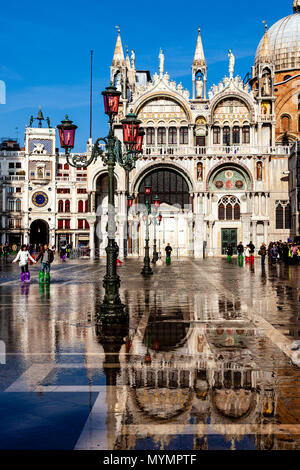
<box><xmin>270</xmin><ymin>243</ymin><xmax>278</xmax><ymax>265</ymax></box>
<box><xmin>165</xmin><ymin>243</ymin><xmax>173</xmax><ymax>264</ymax></box>
<box><xmin>249</xmin><ymin>241</ymin><xmax>255</xmax><ymax>264</ymax></box>
<box><xmin>259</xmin><ymin>242</ymin><xmax>267</xmax><ymax>266</ymax></box>
<box><xmin>237</xmin><ymin>241</ymin><xmax>244</xmax><ymax>266</ymax></box>
<box><xmin>3</xmin><ymin>243</ymin><xmax>10</xmax><ymax>261</ymax></box>
<box><xmin>60</xmin><ymin>242</ymin><xmax>67</xmax><ymax>261</ymax></box>
<box><xmin>226</xmin><ymin>244</ymin><xmax>233</xmax><ymax>263</ymax></box>
<box><xmin>36</xmin><ymin>244</ymin><xmax>54</xmax><ymax>283</ymax></box>
<box><xmin>245</xmin><ymin>245</ymin><xmax>251</xmax><ymax>264</ymax></box>
<box><xmin>12</xmin><ymin>244</ymin><xmax>36</xmax><ymax>283</ymax></box>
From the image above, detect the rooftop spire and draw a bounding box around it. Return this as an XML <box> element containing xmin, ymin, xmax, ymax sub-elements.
<box><xmin>293</xmin><ymin>0</ymin><xmax>300</xmax><ymax>13</ymax></box>
<box><xmin>112</xmin><ymin>26</ymin><xmax>125</xmax><ymax>66</ymax></box>
<box><xmin>125</xmin><ymin>45</ymin><xmax>131</xmax><ymax>69</ymax></box>
<box><xmin>193</xmin><ymin>28</ymin><xmax>206</xmax><ymax>67</ymax></box>
<box><xmin>259</xmin><ymin>21</ymin><xmax>272</xmax><ymax>63</ymax></box>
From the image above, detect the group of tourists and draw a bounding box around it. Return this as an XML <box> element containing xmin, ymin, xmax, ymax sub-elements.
<box><xmin>226</xmin><ymin>239</ymin><xmax>300</xmax><ymax>266</ymax></box>
<box><xmin>266</xmin><ymin>241</ymin><xmax>300</xmax><ymax>265</ymax></box>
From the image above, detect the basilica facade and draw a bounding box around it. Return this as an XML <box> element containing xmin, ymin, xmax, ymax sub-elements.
<box><xmin>1</xmin><ymin>0</ymin><xmax>300</xmax><ymax>257</ymax></box>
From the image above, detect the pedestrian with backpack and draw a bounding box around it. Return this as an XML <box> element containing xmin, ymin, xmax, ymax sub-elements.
<box><xmin>36</xmin><ymin>244</ymin><xmax>54</xmax><ymax>283</ymax></box>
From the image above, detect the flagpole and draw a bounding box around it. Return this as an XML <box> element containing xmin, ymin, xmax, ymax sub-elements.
<box><xmin>90</xmin><ymin>50</ymin><xmax>93</xmax><ymax>140</ymax></box>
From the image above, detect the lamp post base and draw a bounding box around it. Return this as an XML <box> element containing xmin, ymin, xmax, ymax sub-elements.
<box><xmin>141</xmin><ymin>262</ymin><xmax>153</xmax><ymax>276</ymax></box>
<box><xmin>98</xmin><ymin>241</ymin><xmax>126</xmax><ymax>321</ymax></box>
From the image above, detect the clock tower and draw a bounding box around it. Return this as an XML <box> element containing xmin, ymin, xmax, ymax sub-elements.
<box><xmin>24</xmin><ymin>107</ymin><xmax>56</xmax><ymax>247</ymax></box>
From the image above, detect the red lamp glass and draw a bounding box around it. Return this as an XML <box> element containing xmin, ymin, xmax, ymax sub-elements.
<box><xmin>145</xmin><ymin>353</ymin><xmax>151</xmax><ymax>364</ymax></box>
<box><xmin>135</xmin><ymin>129</ymin><xmax>145</xmax><ymax>152</ymax></box>
<box><xmin>158</xmin><ymin>213</ymin><xmax>162</xmax><ymax>223</ymax></box>
<box><xmin>57</xmin><ymin>115</ymin><xmax>77</xmax><ymax>149</ymax></box>
<box><xmin>102</xmin><ymin>84</ymin><xmax>121</xmax><ymax>115</ymax></box>
<box><xmin>121</xmin><ymin>110</ymin><xmax>141</xmax><ymax>145</ymax></box>
<box><xmin>127</xmin><ymin>195</ymin><xmax>134</xmax><ymax>208</ymax></box>
<box><xmin>145</xmin><ymin>186</ymin><xmax>151</xmax><ymax>195</ymax></box>
<box><xmin>153</xmin><ymin>195</ymin><xmax>160</xmax><ymax>207</ymax></box>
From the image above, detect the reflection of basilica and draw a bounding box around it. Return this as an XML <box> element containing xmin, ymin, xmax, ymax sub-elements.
<box><xmin>2</xmin><ymin>2</ymin><xmax>300</xmax><ymax>254</ymax></box>
<box><xmin>93</xmin><ymin>290</ymin><xmax>300</xmax><ymax>451</ymax></box>
<box><xmin>1</xmin><ymin>271</ymin><xmax>300</xmax><ymax>450</ymax></box>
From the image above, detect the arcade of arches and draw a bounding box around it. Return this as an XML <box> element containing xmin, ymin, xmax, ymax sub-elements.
<box><xmin>88</xmin><ymin>163</ymin><xmax>281</xmax><ymax>258</ymax></box>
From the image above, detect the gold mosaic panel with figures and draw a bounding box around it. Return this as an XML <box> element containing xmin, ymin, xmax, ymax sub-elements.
<box><xmin>139</xmin><ymin>97</ymin><xmax>186</xmax><ymax>121</ymax></box>
<box><xmin>213</xmin><ymin>98</ymin><xmax>250</xmax><ymax>123</ymax></box>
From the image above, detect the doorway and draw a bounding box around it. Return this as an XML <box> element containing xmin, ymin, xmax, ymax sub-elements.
<box><xmin>30</xmin><ymin>220</ymin><xmax>49</xmax><ymax>247</ymax></box>
<box><xmin>221</xmin><ymin>228</ymin><xmax>237</xmax><ymax>255</ymax></box>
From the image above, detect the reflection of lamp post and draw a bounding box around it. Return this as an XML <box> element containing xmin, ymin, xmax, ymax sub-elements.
<box><xmin>141</xmin><ymin>186</ymin><xmax>153</xmax><ymax>276</ymax></box>
<box><xmin>58</xmin><ymin>85</ymin><xmax>144</xmax><ymax>319</ymax></box>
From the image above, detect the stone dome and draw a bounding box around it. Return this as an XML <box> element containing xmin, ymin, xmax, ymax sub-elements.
<box><xmin>255</xmin><ymin>12</ymin><xmax>300</xmax><ymax>71</ymax></box>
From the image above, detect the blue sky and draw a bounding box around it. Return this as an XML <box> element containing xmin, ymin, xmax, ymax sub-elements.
<box><xmin>0</xmin><ymin>0</ymin><xmax>292</xmax><ymax>152</ymax></box>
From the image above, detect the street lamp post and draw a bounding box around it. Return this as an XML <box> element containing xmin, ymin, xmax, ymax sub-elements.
<box><xmin>152</xmin><ymin>195</ymin><xmax>162</xmax><ymax>263</ymax></box>
<box><xmin>141</xmin><ymin>187</ymin><xmax>153</xmax><ymax>276</ymax></box>
<box><xmin>57</xmin><ymin>85</ymin><xmax>144</xmax><ymax>319</ymax></box>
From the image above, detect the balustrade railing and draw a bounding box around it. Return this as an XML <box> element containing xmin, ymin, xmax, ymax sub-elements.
<box><xmin>142</xmin><ymin>144</ymin><xmax>290</xmax><ymax>157</ymax></box>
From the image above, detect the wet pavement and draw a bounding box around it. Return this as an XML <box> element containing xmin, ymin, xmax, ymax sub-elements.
<box><xmin>0</xmin><ymin>256</ymin><xmax>299</xmax><ymax>450</ymax></box>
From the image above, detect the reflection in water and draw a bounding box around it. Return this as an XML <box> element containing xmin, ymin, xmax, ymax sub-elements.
<box><xmin>1</xmin><ymin>260</ymin><xmax>300</xmax><ymax>450</ymax></box>
<box><xmin>95</xmin><ymin>284</ymin><xmax>299</xmax><ymax>451</ymax></box>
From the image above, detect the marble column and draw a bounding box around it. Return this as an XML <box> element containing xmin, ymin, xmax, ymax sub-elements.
<box><xmin>207</xmin><ymin>221</ymin><xmax>214</xmax><ymax>257</ymax></box>
<box><xmin>194</xmin><ymin>193</ymin><xmax>204</xmax><ymax>258</ymax></box>
<box><xmin>258</xmin><ymin>193</ymin><xmax>262</xmax><ymax>216</ymax></box>
<box><xmin>132</xmin><ymin>220</ymin><xmax>139</xmax><ymax>256</ymax></box>
<box><xmin>89</xmin><ymin>222</ymin><xmax>95</xmax><ymax>259</ymax></box>
<box><xmin>264</xmin><ymin>221</ymin><xmax>268</xmax><ymax>244</ymax></box>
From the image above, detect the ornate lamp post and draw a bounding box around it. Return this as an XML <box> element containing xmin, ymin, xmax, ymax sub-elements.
<box><xmin>152</xmin><ymin>195</ymin><xmax>162</xmax><ymax>263</ymax></box>
<box><xmin>57</xmin><ymin>85</ymin><xmax>144</xmax><ymax>319</ymax></box>
<box><xmin>141</xmin><ymin>186</ymin><xmax>153</xmax><ymax>276</ymax></box>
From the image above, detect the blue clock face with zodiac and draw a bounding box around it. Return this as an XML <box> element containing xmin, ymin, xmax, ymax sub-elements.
<box><xmin>32</xmin><ymin>191</ymin><xmax>48</xmax><ymax>208</ymax></box>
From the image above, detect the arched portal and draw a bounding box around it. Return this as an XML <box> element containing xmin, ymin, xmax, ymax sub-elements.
<box><xmin>137</xmin><ymin>168</ymin><xmax>190</xmax><ymax>208</ymax></box>
<box><xmin>30</xmin><ymin>220</ymin><xmax>49</xmax><ymax>247</ymax></box>
<box><xmin>95</xmin><ymin>173</ymin><xmax>118</xmax><ymax>257</ymax></box>
<box><xmin>132</xmin><ymin>166</ymin><xmax>193</xmax><ymax>257</ymax></box>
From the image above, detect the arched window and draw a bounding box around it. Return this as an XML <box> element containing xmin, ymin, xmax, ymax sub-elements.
<box><xmin>223</xmin><ymin>126</ymin><xmax>230</xmax><ymax>145</ymax></box>
<box><xmin>242</xmin><ymin>126</ymin><xmax>250</xmax><ymax>144</ymax></box>
<box><xmin>234</xmin><ymin>203</ymin><xmax>240</xmax><ymax>220</ymax></box>
<box><xmin>78</xmin><ymin>200</ymin><xmax>84</xmax><ymax>213</ymax></box>
<box><xmin>65</xmin><ymin>200</ymin><xmax>70</xmax><ymax>212</ymax></box>
<box><xmin>218</xmin><ymin>196</ymin><xmax>240</xmax><ymax>221</ymax></box>
<box><xmin>179</xmin><ymin>127</ymin><xmax>188</xmax><ymax>144</ymax></box>
<box><xmin>15</xmin><ymin>199</ymin><xmax>21</xmax><ymax>212</ymax></box>
<box><xmin>232</xmin><ymin>126</ymin><xmax>240</xmax><ymax>144</ymax></box>
<box><xmin>213</xmin><ymin>126</ymin><xmax>220</xmax><ymax>144</ymax></box>
<box><xmin>226</xmin><ymin>204</ymin><xmax>233</xmax><ymax>220</ymax></box>
<box><xmin>218</xmin><ymin>203</ymin><xmax>225</xmax><ymax>220</ymax></box>
<box><xmin>157</xmin><ymin>127</ymin><xmax>166</xmax><ymax>145</ymax></box>
<box><xmin>281</xmin><ymin>115</ymin><xmax>290</xmax><ymax>132</ymax></box>
<box><xmin>8</xmin><ymin>199</ymin><xmax>14</xmax><ymax>211</ymax></box>
<box><xmin>285</xmin><ymin>203</ymin><xmax>291</xmax><ymax>229</ymax></box>
<box><xmin>58</xmin><ymin>200</ymin><xmax>64</xmax><ymax>212</ymax></box>
<box><xmin>85</xmin><ymin>199</ymin><xmax>89</xmax><ymax>212</ymax></box>
<box><xmin>138</xmin><ymin>168</ymin><xmax>190</xmax><ymax>209</ymax></box>
<box><xmin>168</xmin><ymin>127</ymin><xmax>177</xmax><ymax>145</ymax></box>
<box><xmin>146</xmin><ymin>127</ymin><xmax>155</xmax><ymax>145</ymax></box>
<box><xmin>276</xmin><ymin>204</ymin><xmax>284</xmax><ymax>229</ymax></box>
